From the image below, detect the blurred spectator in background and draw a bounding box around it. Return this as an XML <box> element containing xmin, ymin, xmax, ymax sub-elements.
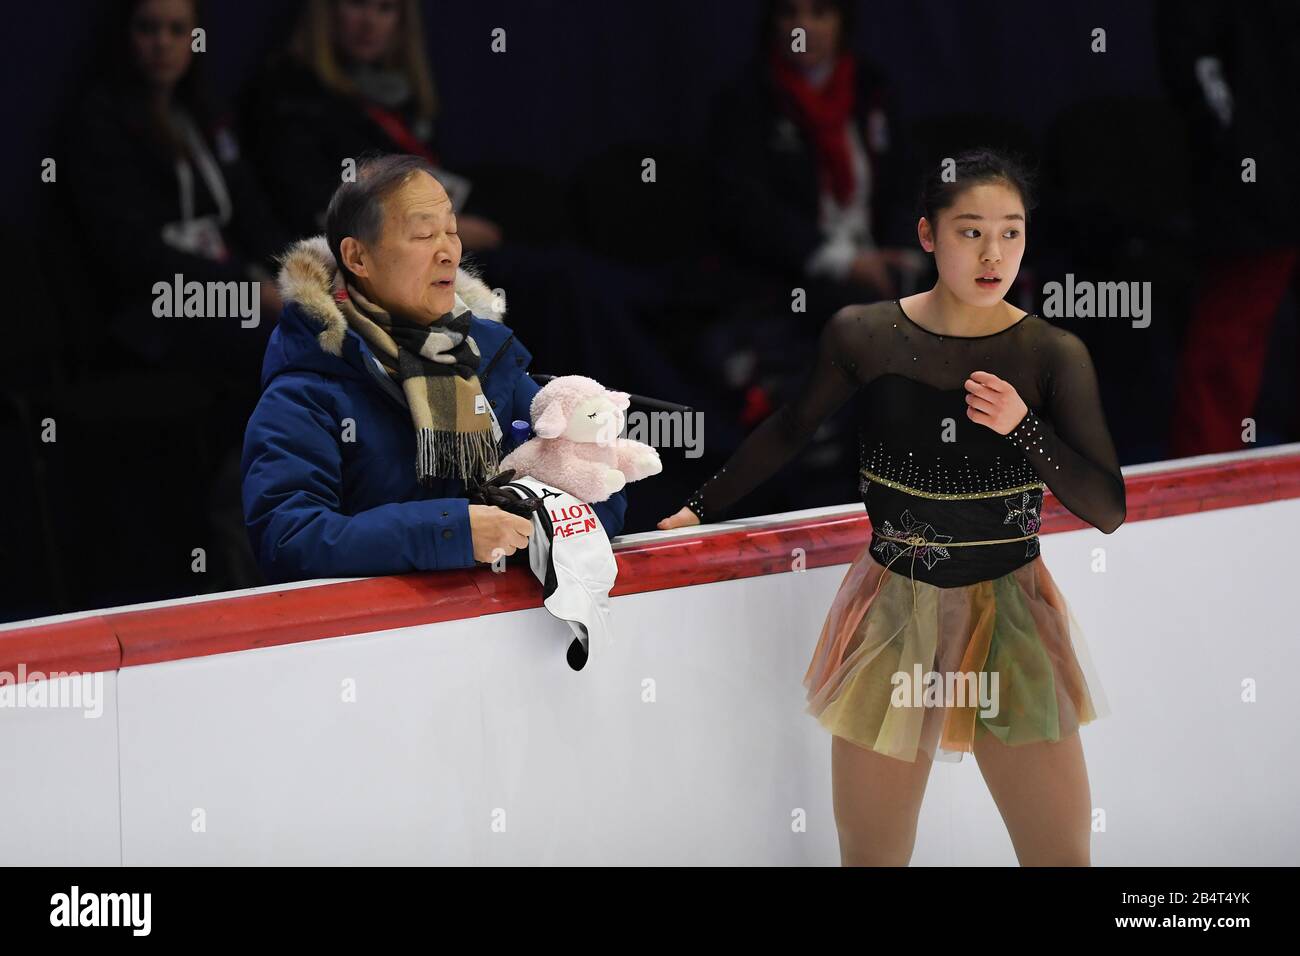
<box><xmin>1158</xmin><ymin>0</ymin><xmax>1300</xmax><ymax>457</ymax></box>
<box><xmin>690</xmin><ymin>0</ymin><xmax>924</xmax><ymax>510</ymax></box>
<box><xmin>66</xmin><ymin>0</ymin><xmax>289</xmax><ymax>367</ymax></box>
<box><xmin>709</xmin><ymin>0</ymin><xmax>924</xmax><ymax>330</ymax></box>
<box><xmin>242</xmin><ymin>0</ymin><xmax>503</xmax><ymax>253</ymax></box>
<box><xmin>61</xmin><ymin>0</ymin><xmax>292</xmax><ymax>592</ymax></box>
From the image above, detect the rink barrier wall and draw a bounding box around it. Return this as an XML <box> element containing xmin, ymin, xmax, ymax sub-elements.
<box><xmin>3</xmin><ymin>444</ymin><xmax>1298</xmax><ymax>680</ymax></box>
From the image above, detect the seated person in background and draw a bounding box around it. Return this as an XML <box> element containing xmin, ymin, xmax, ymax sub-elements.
<box><xmin>241</xmin><ymin>0</ymin><xmax>502</xmax><ymax>251</ymax></box>
<box><xmin>64</xmin><ymin>0</ymin><xmax>293</xmax><ymax>592</ymax></box>
<box><xmin>690</xmin><ymin>0</ymin><xmax>925</xmax><ymax>514</ymax></box>
<box><xmin>709</xmin><ymin>0</ymin><xmax>921</xmax><ymax>326</ymax></box>
<box><xmin>68</xmin><ymin>0</ymin><xmax>290</xmax><ymax>370</ymax></box>
<box><xmin>241</xmin><ymin>155</ymin><xmax>627</xmax><ymax>583</ymax></box>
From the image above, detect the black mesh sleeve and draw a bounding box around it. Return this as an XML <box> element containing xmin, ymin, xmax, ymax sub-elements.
<box><xmin>682</xmin><ymin>309</ymin><xmax>863</xmax><ymax>522</ymax></box>
<box><xmin>1004</xmin><ymin>331</ymin><xmax>1126</xmax><ymax>533</ymax></box>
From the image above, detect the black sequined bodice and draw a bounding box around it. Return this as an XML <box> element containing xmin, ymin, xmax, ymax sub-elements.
<box><xmin>682</xmin><ymin>300</ymin><xmax>1125</xmax><ymax>587</ymax></box>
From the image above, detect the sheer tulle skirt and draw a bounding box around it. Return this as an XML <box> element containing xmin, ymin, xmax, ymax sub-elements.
<box><xmin>803</xmin><ymin>540</ymin><xmax>1108</xmax><ymax>763</ymax></box>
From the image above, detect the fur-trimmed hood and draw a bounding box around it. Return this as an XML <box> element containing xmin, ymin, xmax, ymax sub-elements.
<box><xmin>274</xmin><ymin>234</ymin><xmax>506</xmax><ymax>358</ymax></box>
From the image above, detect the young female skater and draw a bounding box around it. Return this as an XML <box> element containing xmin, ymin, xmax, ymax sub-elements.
<box><xmin>658</xmin><ymin>149</ymin><xmax>1125</xmax><ymax>866</ymax></box>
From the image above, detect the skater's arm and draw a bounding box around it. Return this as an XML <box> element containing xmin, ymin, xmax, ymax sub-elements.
<box><xmin>1005</xmin><ymin>330</ymin><xmax>1126</xmax><ymax>533</ymax></box>
<box><xmin>679</xmin><ymin>307</ymin><xmax>864</xmax><ymax>522</ymax></box>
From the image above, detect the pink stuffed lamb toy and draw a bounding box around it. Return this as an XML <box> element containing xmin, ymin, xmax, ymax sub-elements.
<box><xmin>499</xmin><ymin>375</ymin><xmax>662</xmax><ymax>502</ymax></box>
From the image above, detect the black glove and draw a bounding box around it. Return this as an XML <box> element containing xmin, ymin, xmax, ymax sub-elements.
<box><xmin>464</xmin><ymin>468</ymin><xmax>544</xmax><ymax>520</ymax></box>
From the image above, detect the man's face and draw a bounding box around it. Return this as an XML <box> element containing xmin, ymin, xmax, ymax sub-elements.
<box><xmin>350</xmin><ymin>172</ymin><xmax>462</xmax><ymax>324</ymax></box>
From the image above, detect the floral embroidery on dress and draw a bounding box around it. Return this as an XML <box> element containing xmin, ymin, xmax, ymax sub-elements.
<box><xmin>871</xmin><ymin>509</ymin><xmax>953</xmax><ymax>569</ymax></box>
<box><xmin>1003</xmin><ymin>491</ymin><xmax>1042</xmax><ymax>558</ymax></box>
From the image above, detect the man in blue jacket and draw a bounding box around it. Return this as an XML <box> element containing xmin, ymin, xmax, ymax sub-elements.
<box><xmin>241</xmin><ymin>155</ymin><xmax>626</xmax><ymax>583</ymax></box>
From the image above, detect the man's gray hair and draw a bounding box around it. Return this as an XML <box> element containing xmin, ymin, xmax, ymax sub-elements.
<box><xmin>325</xmin><ymin>153</ymin><xmax>441</xmax><ymax>281</ymax></box>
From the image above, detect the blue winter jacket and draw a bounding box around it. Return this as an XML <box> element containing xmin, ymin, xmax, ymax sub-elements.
<box><xmin>241</xmin><ymin>237</ymin><xmax>627</xmax><ymax>583</ymax></box>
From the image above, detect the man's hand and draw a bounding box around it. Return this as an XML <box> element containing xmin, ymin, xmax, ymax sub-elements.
<box><xmin>469</xmin><ymin>504</ymin><xmax>533</xmax><ymax>563</ymax></box>
<box><xmin>964</xmin><ymin>370</ymin><xmax>1029</xmax><ymax>435</ymax></box>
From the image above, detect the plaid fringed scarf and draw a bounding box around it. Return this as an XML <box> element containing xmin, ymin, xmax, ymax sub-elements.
<box><xmin>337</xmin><ymin>283</ymin><xmax>500</xmax><ymax>486</ymax></box>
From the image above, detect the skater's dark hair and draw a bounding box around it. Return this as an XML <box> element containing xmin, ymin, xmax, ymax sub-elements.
<box><xmin>917</xmin><ymin>147</ymin><xmax>1038</xmax><ymax>230</ymax></box>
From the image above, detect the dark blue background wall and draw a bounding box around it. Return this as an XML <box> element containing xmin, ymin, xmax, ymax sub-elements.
<box><xmin>4</xmin><ymin>0</ymin><xmax>1162</xmax><ymax>218</ymax></box>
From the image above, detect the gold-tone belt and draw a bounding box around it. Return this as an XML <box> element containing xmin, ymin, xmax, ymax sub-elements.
<box><xmin>874</xmin><ymin>531</ymin><xmax>1038</xmax><ymax>549</ymax></box>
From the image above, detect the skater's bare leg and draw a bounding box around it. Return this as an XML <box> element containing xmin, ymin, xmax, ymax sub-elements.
<box><xmin>831</xmin><ymin>734</ymin><xmax>934</xmax><ymax>866</ymax></box>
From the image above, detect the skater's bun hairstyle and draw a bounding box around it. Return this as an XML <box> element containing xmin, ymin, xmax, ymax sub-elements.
<box><xmin>917</xmin><ymin>147</ymin><xmax>1039</xmax><ymax>230</ymax></box>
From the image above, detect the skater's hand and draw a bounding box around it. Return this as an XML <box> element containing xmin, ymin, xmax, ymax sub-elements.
<box><xmin>469</xmin><ymin>504</ymin><xmax>532</xmax><ymax>562</ymax></box>
<box><xmin>657</xmin><ymin>507</ymin><xmax>700</xmax><ymax>531</ymax></box>
<box><xmin>964</xmin><ymin>371</ymin><xmax>1029</xmax><ymax>435</ymax></box>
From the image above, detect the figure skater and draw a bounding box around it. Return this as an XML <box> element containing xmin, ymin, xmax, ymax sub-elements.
<box><xmin>658</xmin><ymin>148</ymin><xmax>1125</xmax><ymax>866</ymax></box>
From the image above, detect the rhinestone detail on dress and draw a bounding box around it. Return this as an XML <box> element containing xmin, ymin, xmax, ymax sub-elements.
<box><xmin>858</xmin><ymin>439</ymin><xmax>1044</xmax><ymax>500</ymax></box>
